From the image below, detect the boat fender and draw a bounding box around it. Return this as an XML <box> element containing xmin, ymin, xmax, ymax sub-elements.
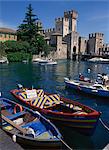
<box><xmin>26</xmin><ymin>127</ymin><xmax>35</xmax><ymax>138</ymax></box>
<box><xmin>14</xmin><ymin>104</ymin><xmax>23</xmax><ymax>114</ymax></box>
<box><xmin>12</xmin><ymin>134</ymin><xmax>16</xmax><ymax>142</ymax></box>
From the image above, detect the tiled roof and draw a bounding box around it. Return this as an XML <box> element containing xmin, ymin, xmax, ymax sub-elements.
<box><xmin>0</xmin><ymin>27</ymin><xmax>16</xmax><ymax>34</ymax></box>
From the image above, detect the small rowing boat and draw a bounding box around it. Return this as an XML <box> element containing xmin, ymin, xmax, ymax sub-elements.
<box><xmin>0</xmin><ymin>97</ymin><xmax>62</xmax><ymax>149</ymax></box>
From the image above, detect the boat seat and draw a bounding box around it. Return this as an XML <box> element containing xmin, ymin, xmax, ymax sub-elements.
<box><xmin>7</xmin><ymin>111</ymin><xmax>27</xmax><ymax>120</ymax></box>
<box><xmin>36</xmin><ymin>131</ymin><xmax>53</xmax><ymax>139</ymax></box>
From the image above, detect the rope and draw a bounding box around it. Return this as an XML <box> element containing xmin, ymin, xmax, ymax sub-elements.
<box><xmin>59</xmin><ymin>137</ymin><xmax>72</xmax><ymax>150</ymax></box>
<box><xmin>99</xmin><ymin>118</ymin><xmax>109</xmax><ymax>132</ymax></box>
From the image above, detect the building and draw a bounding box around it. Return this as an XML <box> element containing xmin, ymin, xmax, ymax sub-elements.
<box><xmin>102</xmin><ymin>43</ymin><xmax>109</xmax><ymax>56</ymax></box>
<box><xmin>0</xmin><ymin>28</ymin><xmax>17</xmax><ymax>42</ymax></box>
<box><xmin>43</xmin><ymin>9</ymin><xmax>108</xmax><ymax>60</ymax></box>
<box><xmin>88</xmin><ymin>33</ymin><xmax>104</xmax><ymax>55</ymax></box>
<box><xmin>78</xmin><ymin>37</ymin><xmax>88</xmax><ymax>55</ymax></box>
<box><xmin>44</xmin><ymin>10</ymin><xmax>79</xmax><ymax>59</ymax></box>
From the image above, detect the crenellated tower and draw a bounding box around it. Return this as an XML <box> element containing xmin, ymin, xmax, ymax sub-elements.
<box><xmin>55</xmin><ymin>10</ymin><xmax>78</xmax><ymax>37</ymax></box>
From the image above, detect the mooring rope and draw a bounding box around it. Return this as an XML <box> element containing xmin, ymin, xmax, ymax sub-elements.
<box><xmin>99</xmin><ymin>118</ymin><xmax>109</xmax><ymax>132</ymax></box>
<box><xmin>94</xmin><ymin>103</ymin><xmax>109</xmax><ymax>132</ymax></box>
<box><xmin>59</xmin><ymin>137</ymin><xmax>72</xmax><ymax>150</ymax></box>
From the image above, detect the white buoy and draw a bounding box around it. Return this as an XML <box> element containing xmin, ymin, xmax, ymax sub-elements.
<box><xmin>12</xmin><ymin>134</ymin><xmax>16</xmax><ymax>142</ymax></box>
<box><xmin>0</xmin><ymin>92</ymin><xmax>1</xmax><ymax>97</ymax></box>
<box><xmin>88</xmin><ymin>68</ymin><xmax>91</xmax><ymax>73</ymax></box>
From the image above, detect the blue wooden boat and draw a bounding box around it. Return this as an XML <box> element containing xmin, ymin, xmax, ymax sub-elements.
<box><xmin>64</xmin><ymin>77</ymin><xmax>109</xmax><ymax>98</ymax></box>
<box><xmin>11</xmin><ymin>88</ymin><xmax>101</xmax><ymax>136</ymax></box>
<box><xmin>0</xmin><ymin>98</ymin><xmax>62</xmax><ymax>149</ymax></box>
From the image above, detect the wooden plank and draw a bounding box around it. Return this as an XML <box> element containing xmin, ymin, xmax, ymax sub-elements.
<box><xmin>2</xmin><ymin>115</ymin><xmax>27</xmax><ymax>134</ymax></box>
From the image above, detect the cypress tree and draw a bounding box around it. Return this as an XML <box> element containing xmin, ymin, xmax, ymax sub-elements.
<box><xmin>17</xmin><ymin>4</ymin><xmax>39</xmax><ymax>43</ymax></box>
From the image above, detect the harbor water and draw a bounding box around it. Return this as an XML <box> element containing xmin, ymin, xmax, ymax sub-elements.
<box><xmin>0</xmin><ymin>60</ymin><xmax>109</xmax><ymax>149</ymax></box>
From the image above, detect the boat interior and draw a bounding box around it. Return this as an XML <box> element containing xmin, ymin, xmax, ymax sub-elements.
<box><xmin>1</xmin><ymin>101</ymin><xmax>57</xmax><ymax>139</ymax></box>
<box><xmin>45</xmin><ymin>103</ymin><xmax>89</xmax><ymax>115</ymax></box>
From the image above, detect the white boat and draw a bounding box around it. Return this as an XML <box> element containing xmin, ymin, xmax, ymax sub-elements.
<box><xmin>0</xmin><ymin>57</ymin><xmax>9</xmax><ymax>64</ymax></box>
<box><xmin>39</xmin><ymin>58</ymin><xmax>57</xmax><ymax>65</ymax></box>
<box><xmin>88</xmin><ymin>57</ymin><xmax>109</xmax><ymax>63</ymax></box>
<box><xmin>32</xmin><ymin>58</ymin><xmax>47</xmax><ymax>63</ymax></box>
<box><xmin>64</xmin><ymin>77</ymin><xmax>109</xmax><ymax>98</ymax></box>
<box><xmin>40</xmin><ymin>61</ymin><xmax>57</xmax><ymax>65</ymax></box>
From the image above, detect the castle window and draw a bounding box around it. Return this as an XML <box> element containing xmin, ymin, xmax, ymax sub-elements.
<box><xmin>9</xmin><ymin>35</ymin><xmax>10</xmax><ymax>38</ymax></box>
<box><xmin>4</xmin><ymin>34</ymin><xmax>6</xmax><ymax>38</ymax></box>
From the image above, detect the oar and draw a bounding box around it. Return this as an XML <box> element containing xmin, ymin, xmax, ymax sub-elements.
<box><xmin>35</xmin><ymin>111</ymin><xmax>73</xmax><ymax>150</ymax></box>
<box><xmin>2</xmin><ymin>115</ymin><xmax>27</xmax><ymax>134</ymax></box>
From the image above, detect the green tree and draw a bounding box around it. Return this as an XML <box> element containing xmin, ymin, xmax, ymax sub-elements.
<box><xmin>17</xmin><ymin>4</ymin><xmax>38</xmax><ymax>43</ymax></box>
<box><xmin>3</xmin><ymin>41</ymin><xmax>30</xmax><ymax>53</ymax></box>
<box><xmin>0</xmin><ymin>42</ymin><xmax>6</xmax><ymax>58</ymax></box>
<box><xmin>17</xmin><ymin>4</ymin><xmax>51</xmax><ymax>57</ymax></box>
<box><xmin>31</xmin><ymin>35</ymin><xmax>51</xmax><ymax>55</ymax></box>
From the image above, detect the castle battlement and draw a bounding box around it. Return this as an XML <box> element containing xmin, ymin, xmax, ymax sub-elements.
<box><xmin>89</xmin><ymin>33</ymin><xmax>104</xmax><ymax>38</ymax></box>
<box><xmin>55</xmin><ymin>17</ymin><xmax>63</xmax><ymax>22</ymax></box>
<box><xmin>64</xmin><ymin>10</ymin><xmax>78</xmax><ymax>19</ymax></box>
<box><xmin>44</xmin><ymin>28</ymin><xmax>55</xmax><ymax>33</ymax></box>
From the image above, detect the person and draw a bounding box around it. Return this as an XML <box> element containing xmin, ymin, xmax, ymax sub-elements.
<box><xmin>79</xmin><ymin>73</ymin><xmax>84</xmax><ymax>81</ymax></box>
<box><xmin>102</xmin><ymin>73</ymin><xmax>108</xmax><ymax>86</ymax></box>
<box><xmin>96</xmin><ymin>73</ymin><xmax>103</xmax><ymax>84</ymax></box>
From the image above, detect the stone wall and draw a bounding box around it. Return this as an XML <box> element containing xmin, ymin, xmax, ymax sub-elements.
<box><xmin>79</xmin><ymin>37</ymin><xmax>87</xmax><ymax>54</ymax></box>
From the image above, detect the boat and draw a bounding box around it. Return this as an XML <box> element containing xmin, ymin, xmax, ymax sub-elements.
<box><xmin>0</xmin><ymin>57</ymin><xmax>9</xmax><ymax>64</ymax></box>
<box><xmin>64</xmin><ymin>77</ymin><xmax>109</xmax><ymax>98</ymax></box>
<box><xmin>39</xmin><ymin>59</ymin><xmax>57</xmax><ymax>65</ymax></box>
<box><xmin>40</xmin><ymin>61</ymin><xmax>57</xmax><ymax>65</ymax></box>
<box><xmin>88</xmin><ymin>57</ymin><xmax>109</xmax><ymax>63</ymax></box>
<box><xmin>22</xmin><ymin>59</ymin><xmax>29</xmax><ymax>63</ymax></box>
<box><xmin>0</xmin><ymin>97</ymin><xmax>62</xmax><ymax>149</ymax></box>
<box><xmin>10</xmin><ymin>88</ymin><xmax>101</xmax><ymax>136</ymax></box>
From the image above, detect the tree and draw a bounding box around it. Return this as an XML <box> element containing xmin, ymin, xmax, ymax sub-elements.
<box><xmin>17</xmin><ymin>4</ymin><xmax>51</xmax><ymax>57</ymax></box>
<box><xmin>0</xmin><ymin>42</ymin><xmax>6</xmax><ymax>58</ymax></box>
<box><xmin>17</xmin><ymin>4</ymin><xmax>39</xmax><ymax>43</ymax></box>
<box><xmin>3</xmin><ymin>41</ymin><xmax>30</xmax><ymax>53</ymax></box>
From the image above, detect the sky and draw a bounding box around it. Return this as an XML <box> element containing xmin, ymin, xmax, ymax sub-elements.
<box><xmin>0</xmin><ymin>0</ymin><xmax>109</xmax><ymax>43</ymax></box>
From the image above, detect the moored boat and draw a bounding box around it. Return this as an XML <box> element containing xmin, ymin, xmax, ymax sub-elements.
<box><xmin>10</xmin><ymin>88</ymin><xmax>101</xmax><ymax>136</ymax></box>
<box><xmin>0</xmin><ymin>97</ymin><xmax>62</xmax><ymax>149</ymax></box>
<box><xmin>88</xmin><ymin>57</ymin><xmax>109</xmax><ymax>63</ymax></box>
<box><xmin>64</xmin><ymin>77</ymin><xmax>109</xmax><ymax>98</ymax></box>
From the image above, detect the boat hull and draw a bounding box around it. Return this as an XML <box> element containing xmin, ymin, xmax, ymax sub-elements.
<box><xmin>65</xmin><ymin>80</ymin><xmax>109</xmax><ymax>98</ymax></box>
<box><xmin>42</xmin><ymin>111</ymin><xmax>100</xmax><ymax>136</ymax></box>
<box><xmin>11</xmin><ymin>89</ymin><xmax>101</xmax><ymax>136</ymax></box>
<box><xmin>3</xmin><ymin>129</ymin><xmax>61</xmax><ymax>149</ymax></box>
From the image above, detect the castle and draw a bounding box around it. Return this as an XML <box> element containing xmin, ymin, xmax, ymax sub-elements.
<box><xmin>0</xmin><ymin>9</ymin><xmax>109</xmax><ymax>59</ymax></box>
<box><xmin>38</xmin><ymin>10</ymin><xmax>109</xmax><ymax>60</ymax></box>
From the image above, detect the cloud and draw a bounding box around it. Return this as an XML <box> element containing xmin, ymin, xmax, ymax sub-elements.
<box><xmin>0</xmin><ymin>20</ymin><xmax>17</xmax><ymax>30</ymax></box>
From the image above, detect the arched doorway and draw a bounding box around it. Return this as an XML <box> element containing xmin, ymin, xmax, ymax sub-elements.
<box><xmin>72</xmin><ymin>46</ymin><xmax>77</xmax><ymax>61</ymax></box>
<box><xmin>73</xmin><ymin>46</ymin><xmax>76</xmax><ymax>54</ymax></box>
